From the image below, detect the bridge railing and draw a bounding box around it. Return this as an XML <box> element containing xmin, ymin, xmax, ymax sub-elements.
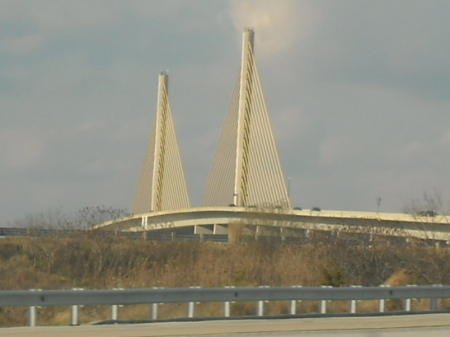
<box><xmin>1</xmin><ymin>285</ymin><xmax>449</xmax><ymax>327</ymax></box>
<box><xmin>2</xmin><ymin>227</ymin><xmax>442</xmax><ymax>247</ymax></box>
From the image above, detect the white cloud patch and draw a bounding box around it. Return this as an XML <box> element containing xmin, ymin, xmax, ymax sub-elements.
<box><xmin>228</xmin><ymin>0</ymin><xmax>306</xmax><ymax>58</ymax></box>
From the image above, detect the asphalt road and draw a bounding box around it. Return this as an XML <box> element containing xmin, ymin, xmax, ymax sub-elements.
<box><xmin>2</xmin><ymin>313</ymin><xmax>450</xmax><ymax>337</ymax></box>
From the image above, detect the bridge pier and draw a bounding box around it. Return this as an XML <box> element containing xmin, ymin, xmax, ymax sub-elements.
<box><xmin>194</xmin><ymin>225</ymin><xmax>213</xmax><ymax>235</ymax></box>
<box><xmin>280</xmin><ymin>227</ymin><xmax>309</xmax><ymax>238</ymax></box>
<box><xmin>214</xmin><ymin>224</ymin><xmax>229</xmax><ymax>235</ymax></box>
<box><xmin>241</xmin><ymin>224</ymin><xmax>257</xmax><ymax>236</ymax></box>
<box><xmin>256</xmin><ymin>225</ymin><xmax>282</xmax><ymax>236</ymax></box>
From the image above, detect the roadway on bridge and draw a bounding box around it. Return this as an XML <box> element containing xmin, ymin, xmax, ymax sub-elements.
<box><xmin>94</xmin><ymin>207</ymin><xmax>450</xmax><ymax>242</ymax></box>
<box><xmin>2</xmin><ymin>314</ymin><xmax>450</xmax><ymax>337</ymax></box>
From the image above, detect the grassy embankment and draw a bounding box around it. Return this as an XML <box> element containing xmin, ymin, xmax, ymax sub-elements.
<box><xmin>1</xmin><ymin>232</ymin><xmax>449</xmax><ymax>326</ymax></box>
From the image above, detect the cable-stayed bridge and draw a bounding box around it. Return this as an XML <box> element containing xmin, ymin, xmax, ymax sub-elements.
<box><xmin>132</xmin><ymin>29</ymin><xmax>289</xmax><ymax>213</ymax></box>
<box><xmin>94</xmin><ymin>29</ymin><xmax>450</xmax><ymax>242</ymax></box>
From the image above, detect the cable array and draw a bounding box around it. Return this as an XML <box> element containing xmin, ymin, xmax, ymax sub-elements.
<box><xmin>203</xmin><ymin>30</ymin><xmax>290</xmax><ymax>208</ymax></box>
<box><xmin>132</xmin><ymin>73</ymin><xmax>190</xmax><ymax>214</ymax></box>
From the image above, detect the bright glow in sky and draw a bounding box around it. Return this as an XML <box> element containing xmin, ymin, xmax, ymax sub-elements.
<box><xmin>2</xmin><ymin>0</ymin><xmax>450</xmax><ymax>224</ymax></box>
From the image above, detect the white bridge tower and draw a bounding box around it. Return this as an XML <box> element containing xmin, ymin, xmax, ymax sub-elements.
<box><xmin>132</xmin><ymin>72</ymin><xmax>190</xmax><ymax>214</ymax></box>
<box><xmin>202</xmin><ymin>29</ymin><xmax>291</xmax><ymax>209</ymax></box>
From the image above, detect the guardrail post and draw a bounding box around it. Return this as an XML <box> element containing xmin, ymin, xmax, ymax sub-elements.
<box><xmin>378</xmin><ymin>285</ymin><xmax>388</xmax><ymax>313</ymax></box>
<box><xmin>350</xmin><ymin>285</ymin><xmax>362</xmax><ymax>314</ymax></box>
<box><xmin>28</xmin><ymin>305</ymin><xmax>37</xmax><ymax>327</ymax></box>
<box><xmin>430</xmin><ymin>285</ymin><xmax>443</xmax><ymax>311</ymax></box>
<box><xmin>404</xmin><ymin>285</ymin><xmax>416</xmax><ymax>312</ymax></box>
<box><xmin>290</xmin><ymin>286</ymin><xmax>302</xmax><ymax>315</ymax></box>
<box><xmin>224</xmin><ymin>300</ymin><xmax>231</xmax><ymax>317</ymax></box>
<box><xmin>320</xmin><ymin>286</ymin><xmax>331</xmax><ymax>314</ymax></box>
<box><xmin>350</xmin><ymin>298</ymin><xmax>356</xmax><ymax>313</ymax></box>
<box><xmin>71</xmin><ymin>304</ymin><xmax>79</xmax><ymax>326</ymax></box>
<box><xmin>28</xmin><ymin>289</ymin><xmax>42</xmax><ymax>327</ymax></box>
<box><xmin>290</xmin><ymin>299</ymin><xmax>296</xmax><ymax>315</ymax></box>
<box><xmin>379</xmin><ymin>298</ymin><xmax>385</xmax><ymax>312</ymax></box>
<box><xmin>187</xmin><ymin>302</ymin><xmax>195</xmax><ymax>318</ymax></box>
<box><xmin>188</xmin><ymin>286</ymin><xmax>201</xmax><ymax>318</ymax></box>
<box><xmin>257</xmin><ymin>299</ymin><xmax>264</xmax><ymax>316</ymax></box>
<box><xmin>151</xmin><ymin>303</ymin><xmax>158</xmax><ymax>320</ymax></box>
<box><xmin>224</xmin><ymin>286</ymin><xmax>235</xmax><ymax>317</ymax></box>
<box><xmin>111</xmin><ymin>288</ymin><xmax>124</xmax><ymax>321</ymax></box>
<box><xmin>150</xmin><ymin>287</ymin><xmax>163</xmax><ymax>320</ymax></box>
<box><xmin>70</xmin><ymin>288</ymin><xmax>83</xmax><ymax>326</ymax></box>
<box><xmin>257</xmin><ymin>286</ymin><xmax>270</xmax><ymax>316</ymax></box>
<box><xmin>404</xmin><ymin>297</ymin><xmax>411</xmax><ymax>312</ymax></box>
<box><xmin>111</xmin><ymin>304</ymin><xmax>119</xmax><ymax>321</ymax></box>
<box><xmin>187</xmin><ymin>287</ymin><xmax>197</xmax><ymax>318</ymax></box>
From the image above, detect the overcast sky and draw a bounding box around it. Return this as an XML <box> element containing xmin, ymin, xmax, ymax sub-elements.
<box><xmin>2</xmin><ymin>0</ymin><xmax>450</xmax><ymax>224</ymax></box>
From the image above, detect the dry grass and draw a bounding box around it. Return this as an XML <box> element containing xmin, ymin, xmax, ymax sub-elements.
<box><xmin>383</xmin><ymin>269</ymin><xmax>416</xmax><ymax>286</ymax></box>
<box><xmin>1</xmin><ymin>234</ymin><xmax>450</xmax><ymax>326</ymax></box>
<box><xmin>228</xmin><ymin>222</ymin><xmax>246</xmax><ymax>244</ymax></box>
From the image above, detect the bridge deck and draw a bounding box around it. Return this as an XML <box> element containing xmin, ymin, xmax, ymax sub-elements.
<box><xmin>91</xmin><ymin>207</ymin><xmax>450</xmax><ymax>241</ymax></box>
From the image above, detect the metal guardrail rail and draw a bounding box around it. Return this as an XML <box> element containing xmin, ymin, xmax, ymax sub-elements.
<box><xmin>1</xmin><ymin>285</ymin><xmax>449</xmax><ymax>327</ymax></box>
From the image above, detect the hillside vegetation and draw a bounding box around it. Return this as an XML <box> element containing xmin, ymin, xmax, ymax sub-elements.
<box><xmin>1</xmin><ymin>233</ymin><xmax>449</xmax><ymax>326</ymax></box>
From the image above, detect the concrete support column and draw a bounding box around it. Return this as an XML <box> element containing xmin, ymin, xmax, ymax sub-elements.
<box><xmin>194</xmin><ymin>225</ymin><xmax>213</xmax><ymax>235</ymax></box>
<box><xmin>214</xmin><ymin>224</ymin><xmax>229</xmax><ymax>235</ymax></box>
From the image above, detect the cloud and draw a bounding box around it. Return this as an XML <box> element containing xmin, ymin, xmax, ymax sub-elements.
<box><xmin>228</xmin><ymin>0</ymin><xmax>306</xmax><ymax>58</ymax></box>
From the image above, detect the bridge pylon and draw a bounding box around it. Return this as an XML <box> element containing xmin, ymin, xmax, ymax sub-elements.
<box><xmin>202</xmin><ymin>29</ymin><xmax>291</xmax><ymax>209</ymax></box>
<box><xmin>132</xmin><ymin>72</ymin><xmax>190</xmax><ymax>214</ymax></box>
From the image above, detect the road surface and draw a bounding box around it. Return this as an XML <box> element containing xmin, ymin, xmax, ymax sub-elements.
<box><xmin>1</xmin><ymin>313</ymin><xmax>450</xmax><ymax>336</ymax></box>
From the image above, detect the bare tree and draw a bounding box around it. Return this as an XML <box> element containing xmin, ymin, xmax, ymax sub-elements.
<box><xmin>402</xmin><ymin>188</ymin><xmax>448</xmax><ymax>219</ymax></box>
